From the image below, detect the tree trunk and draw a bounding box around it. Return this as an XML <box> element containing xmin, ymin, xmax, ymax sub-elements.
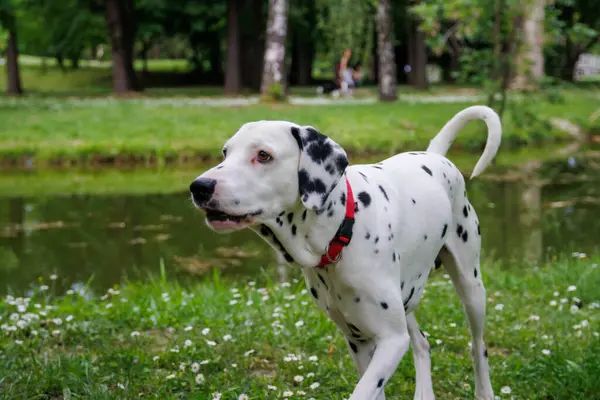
<box><xmin>260</xmin><ymin>0</ymin><xmax>289</xmax><ymax>100</ymax></box>
<box><xmin>412</xmin><ymin>22</ymin><xmax>428</xmax><ymax>89</ymax></box>
<box><xmin>371</xmin><ymin>23</ymin><xmax>380</xmax><ymax>84</ymax></box>
<box><xmin>289</xmin><ymin>33</ymin><xmax>314</xmax><ymax>85</ymax></box>
<box><xmin>376</xmin><ymin>0</ymin><xmax>397</xmax><ymax>101</ymax></box>
<box><xmin>512</xmin><ymin>0</ymin><xmax>545</xmax><ymax>89</ymax></box>
<box><xmin>105</xmin><ymin>0</ymin><xmax>140</xmax><ymax>93</ymax></box>
<box><xmin>225</xmin><ymin>0</ymin><xmax>242</xmax><ymax>94</ymax></box>
<box><xmin>6</xmin><ymin>27</ymin><xmax>23</xmax><ymax>95</ymax></box>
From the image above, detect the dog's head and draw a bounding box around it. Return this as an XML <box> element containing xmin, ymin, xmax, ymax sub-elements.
<box><xmin>190</xmin><ymin>121</ymin><xmax>349</xmax><ymax>233</ymax></box>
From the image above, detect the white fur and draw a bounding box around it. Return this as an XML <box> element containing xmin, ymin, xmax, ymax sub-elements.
<box><xmin>191</xmin><ymin>105</ymin><xmax>502</xmax><ymax>399</ymax></box>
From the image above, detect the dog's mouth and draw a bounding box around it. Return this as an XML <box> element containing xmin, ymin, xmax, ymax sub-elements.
<box><xmin>202</xmin><ymin>208</ymin><xmax>262</xmax><ymax>232</ymax></box>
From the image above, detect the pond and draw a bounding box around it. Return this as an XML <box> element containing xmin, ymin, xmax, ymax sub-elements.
<box><xmin>1</xmin><ymin>152</ymin><xmax>600</xmax><ymax>296</ymax></box>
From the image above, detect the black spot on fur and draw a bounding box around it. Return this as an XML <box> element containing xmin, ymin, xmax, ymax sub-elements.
<box><xmin>392</xmin><ymin>253</ymin><xmax>396</xmax><ymax>262</ymax></box>
<box><xmin>349</xmin><ymin>342</ymin><xmax>358</xmax><ymax>353</ymax></box>
<box><xmin>401</xmin><ymin>281</ymin><xmax>405</xmax><ymax>290</ymax></box>
<box><xmin>463</xmin><ymin>206</ymin><xmax>468</xmax><ymax>217</ymax></box>
<box><xmin>388</xmin><ymin>223</ymin><xmax>392</xmax><ymax>230</ymax></box>
<box><xmin>287</xmin><ymin>213</ymin><xmax>294</xmax><ymax>224</ymax></box>
<box><xmin>403</xmin><ymin>287</ymin><xmax>415</xmax><ymax>308</ymax></box>
<box><xmin>278</xmin><ymin>211</ymin><xmax>285</xmax><ymax>217</ymax></box>
<box><xmin>374</xmin><ymin>249</ymin><xmax>379</xmax><ymax>254</ymax></box>
<box><xmin>358</xmin><ymin>192</ymin><xmax>372</xmax><ymax>207</ymax></box>
<box><xmin>290</xmin><ymin>127</ymin><xmax>303</xmax><ymax>149</ymax></box>
<box><xmin>474</xmin><ymin>268</ymin><xmax>478</xmax><ymax>278</ymax></box>
<box><xmin>462</xmin><ymin>230</ymin><xmax>468</xmax><ymax>242</ymax></box>
<box><xmin>420</xmin><ymin>329</ymin><xmax>425</xmax><ymax>337</ymax></box>
<box><xmin>260</xmin><ymin>225</ymin><xmax>271</xmax><ymax>236</ymax></box>
<box><xmin>412</xmin><ymin>198</ymin><xmax>416</xmax><ymax>204</ymax></box>
<box><xmin>327</xmin><ymin>202</ymin><xmax>333</xmax><ymax>211</ymax></box>
<box><xmin>380</xmin><ymin>302</ymin><xmax>388</xmax><ymax>310</ymax></box>
<box><xmin>457</xmin><ymin>224</ymin><xmax>463</xmax><ymax>236</ymax></box>
<box><xmin>327</xmin><ymin>210</ymin><xmax>334</xmax><ymax>217</ymax></box>
<box><xmin>424</xmin><ymin>234</ymin><xmax>428</xmax><ymax>240</ymax></box>
<box><xmin>302</xmin><ymin>210</ymin><xmax>307</xmax><ymax>221</ymax></box>
<box><xmin>421</xmin><ymin>165</ymin><xmax>433</xmax><ymax>176</ymax></box>
<box><xmin>348</xmin><ymin>323</ymin><xmax>361</xmax><ymax>333</ymax></box>
<box><xmin>377</xmin><ymin>378</ymin><xmax>384</xmax><ymax>388</ymax></box>
<box><xmin>372</xmin><ymin>166</ymin><xmax>382</xmax><ymax>170</ymax></box>
<box><xmin>310</xmin><ymin>287</ymin><xmax>318</xmax><ymax>299</ymax></box>
<box><xmin>337</xmin><ymin>294</ymin><xmax>342</xmax><ymax>300</ymax></box>
<box><xmin>291</xmin><ymin>225</ymin><xmax>297</xmax><ymax>236</ymax></box>
<box><xmin>378</xmin><ymin>185</ymin><xmax>389</xmax><ymax>202</ymax></box>
<box><xmin>484</xmin><ymin>348</ymin><xmax>488</xmax><ymax>358</ymax></box>
<box><xmin>354</xmin><ymin>297</ymin><xmax>360</xmax><ymax>303</ymax></box>
<box><xmin>358</xmin><ymin>172</ymin><xmax>369</xmax><ymax>182</ymax></box>
<box><xmin>318</xmin><ymin>273</ymin><xmax>328</xmax><ymax>289</ymax></box>
<box><xmin>284</xmin><ymin>253</ymin><xmax>294</xmax><ymax>263</ymax></box>
<box><xmin>216</xmin><ymin>165</ymin><xmax>223</xmax><ymax>170</ymax></box>
<box><xmin>365</xmin><ymin>232</ymin><xmax>371</xmax><ymax>240</ymax></box>
<box><xmin>325</xmin><ymin>163</ymin><xmax>335</xmax><ymax>175</ymax></box>
<box><xmin>374</xmin><ymin>236</ymin><xmax>379</xmax><ymax>244</ymax></box>
<box><xmin>340</xmin><ymin>192</ymin><xmax>346</xmax><ymax>205</ymax></box>
<box><xmin>477</xmin><ymin>223</ymin><xmax>481</xmax><ymax>235</ymax></box>
<box><xmin>442</xmin><ymin>224</ymin><xmax>448</xmax><ymax>238</ymax></box>
<box><xmin>335</xmin><ymin>154</ymin><xmax>349</xmax><ymax>173</ymax></box>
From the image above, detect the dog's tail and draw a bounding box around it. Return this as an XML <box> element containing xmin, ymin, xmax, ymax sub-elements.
<box><xmin>426</xmin><ymin>105</ymin><xmax>502</xmax><ymax>179</ymax></box>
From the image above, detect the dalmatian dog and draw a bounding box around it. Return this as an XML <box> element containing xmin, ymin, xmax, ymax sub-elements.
<box><xmin>189</xmin><ymin>105</ymin><xmax>502</xmax><ymax>400</ymax></box>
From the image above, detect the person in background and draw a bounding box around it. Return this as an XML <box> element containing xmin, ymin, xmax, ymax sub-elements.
<box><xmin>317</xmin><ymin>48</ymin><xmax>363</xmax><ymax>97</ymax></box>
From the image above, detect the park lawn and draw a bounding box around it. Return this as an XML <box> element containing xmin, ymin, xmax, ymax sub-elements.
<box><xmin>1</xmin><ymin>255</ymin><xmax>599</xmax><ymax>399</ymax></box>
<box><xmin>1</xmin><ymin>89</ymin><xmax>598</xmax><ymax>167</ymax></box>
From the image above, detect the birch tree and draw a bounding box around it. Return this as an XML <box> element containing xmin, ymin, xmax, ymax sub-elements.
<box><xmin>376</xmin><ymin>0</ymin><xmax>397</xmax><ymax>101</ymax></box>
<box><xmin>260</xmin><ymin>0</ymin><xmax>289</xmax><ymax>101</ymax></box>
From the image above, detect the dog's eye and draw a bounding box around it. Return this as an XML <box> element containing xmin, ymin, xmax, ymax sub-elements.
<box><xmin>257</xmin><ymin>150</ymin><xmax>273</xmax><ymax>163</ymax></box>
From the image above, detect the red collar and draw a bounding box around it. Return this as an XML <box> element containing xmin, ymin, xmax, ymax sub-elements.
<box><xmin>317</xmin><ymin>177</ymin><xmax>355</xmax><ymax>268</ymax></box>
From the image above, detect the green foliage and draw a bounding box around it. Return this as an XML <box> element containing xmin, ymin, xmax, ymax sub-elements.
<box><xmin>315</xmin><ymin>0</ymin><xmax>376</xmax><ymax>66</ymax></box>
<box><xmin>1</xmin><ymin>256</ymin><xmax>599</xmax><ymax>398</ymax></box>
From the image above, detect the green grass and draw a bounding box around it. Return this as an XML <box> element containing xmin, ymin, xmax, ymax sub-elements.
<box><xmin>1</xmin><ymin>90</ymin><xmax>598</xmax><ymax>168</ymax></box>
<box><xmin>1</xmin><ymin>256</ymin><xmax>599</xmax><ymax>399</ymax></box>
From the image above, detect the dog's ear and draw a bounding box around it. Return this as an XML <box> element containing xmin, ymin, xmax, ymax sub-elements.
<box><xmin>290</xmin><ymin>126</ymin><xmax>349</xmax><ymax>211</ymax></box>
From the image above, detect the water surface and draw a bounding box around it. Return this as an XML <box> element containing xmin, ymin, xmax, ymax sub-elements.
<box><xmin>1</xmin><ymin>155</ymin><xmax>599</xmax><ymax>295</ymax></box>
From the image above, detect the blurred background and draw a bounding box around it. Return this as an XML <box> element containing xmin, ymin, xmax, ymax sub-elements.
<box><xmin>0</xmin><ymin>0</ymin><xmax>599</xmax><ymax>295</ymax></box>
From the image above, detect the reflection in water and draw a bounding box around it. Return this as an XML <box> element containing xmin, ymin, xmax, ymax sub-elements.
<box><xmin>1</xmin><ymin>166</ymin><xmax>599</xmax><ymax>295</ymax></box>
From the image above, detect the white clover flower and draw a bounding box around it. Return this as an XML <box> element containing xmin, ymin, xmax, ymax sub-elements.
<box><xmin>295</xmin><ymin>320</ymin><xmax>304</xmax><ymax>327</ymax></box>
<box><xmin>179</xmin><ymin>363</ymin><xmax>186</xmax><ymax>372</ymax></box>
<box><xmin>246</xmin><ymin>300</ymin><xmax>254</xmax><ymax>306</ymax></box>
<box><xmin>117</xmin><ymin>383</ymin><xmax>125</xmax><ymax>390</ymax></box>
<box><xmin>212</xmin><ymin>392</ymin><xmax>221</xmax><ymax>400</ymax></box>
<box><xmin>294</xmin><ymin>375</ymin><xmax>304</xmax><ymax>383</ymax></box>
<box><xmin>16</xmin><ymin>320</ymin><xmax>27</xmax><ymax>329</ymax></box>
<box><xmin>202</xmin><ymin>328</ymin><xmax>210</xmax><ymax>335</ymax></box>
<box><xmin>307</xmin><ymin>372</ymin><xmax>315</xmax><ymax>378</ymax></box>
<box><xmin>51</xmin><ymin>329</ymin><xmax>61</xmax><ymax>336</ymax></box>
<box><xmin>10</xmin><ymin>313</ymin><xmax>19</xmax><ymax>322</ymax></box>
<box><xmin>229</xmin><ymin>300</ymin><xmax>238</xmax><ymax>305</ymax></box>
<box><xmin>567</xmin><ymin>285</ymin><xmax>577</xmax><ymax>292</ymax></box>
<box><xmin>267</xmin><ymin>385</ymin><xmax>277</xmax><ymax>390</ymax></box>
<box><xmin>283</xmin><ymin>391</ymin><xmax>293</xmax><ymax>397</ymax></box>
<box><xmin>40</xmin><ymin>285</ymin><xmax>49</xmax><ymax>292</ymax></box>
<box><xmin>570</xmin><ymin>305</ymin><xmax>579</xmax><ymax>313</ymax></box>
<box><xmin>310</xmin><ymin>382</ymin><xmax>320</xmax><ymax>389</ymax></box>
<box><xmin>184</xmin><ymin>325</ymin><xmax>193</xmax><ymax>331</ymax></box>
<box><xmin>500</xmin><ymin>386</ymin><xmax>511</xmax><ymax>394</ymax></box>
<box><xmin>166</xmin><ymin>374</ymin><xmax>176</xmax><ymax>380</ymax></box>
<box><xmin>15</xmin><ymin>339</ymin><xmax>23</xmax><ymax>345</ymax></box>
<box><xmin>65</xmin><ymin>315</ymin><xmax>73</xmax><ymax>322</ymax></box>
<box><xmin>191</xmin><ymin>362</ymin><xmax>200</xmax><ymax>372</ymax></box>
<box><xmin>50</xmin><ymin>274</ymin><xmax>58</xmax><ymax>281</ymax></box>
<box><xmin>206</xmin><ymin>340</ymin><xmax>217</xmax><ymax>346</ymax></box>
<box><xmin>494</xmin><ymin>304</ymin><xmax>504</xmax><ymax>311</ymax></box>
<box><xmin>184</xmin><ymin>339</ymin><xmax>193</xmax><ymax>348</ymax></box>
<box><xmin>238</xmin><ymin>395</ymin><xmax>249</xmax><ymax>400</ymax></box>
<box><xmin>541</xmin><ymin>349</ymin><xmax>551</xmax><ymax>356</ymax></box>
<box><xmin>244</xmin><ymin>349</ymin><xmax>255</xmax><ymax>356</ymax></box>
<box><xmin>153</xmin><ymin>356</ymin><xmax>160</xmax><ymax>361</ymax></box>
<box><xmin>549</xmin><ymin>300</ymin><xmax>557</xmax><ymax>306</ymax></box>
<box><xmin>308</xmin><ymin>355</ymin><xmax>318</xmax><ymax>362</ymax></box>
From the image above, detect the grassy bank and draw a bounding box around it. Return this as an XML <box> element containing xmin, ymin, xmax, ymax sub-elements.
<box><xmin>1</xmin><ymin>256</ymin><xmax>599</xmax><ymax>399</ymax></box>
<box><xmin>1</xmin><ymin>90</ymin><xmax>599</xmax><ymax>169</ymax></box>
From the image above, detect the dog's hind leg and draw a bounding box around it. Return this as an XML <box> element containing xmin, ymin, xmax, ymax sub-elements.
<box><xmin>406</xmin><ymin>313</ymin><xmax>435</xmax><ymax>400</ymax></box>
<box><xmin>439</xmin><ymin>243</ymin><xmax>494</xmax><ymax>400</ymax></box>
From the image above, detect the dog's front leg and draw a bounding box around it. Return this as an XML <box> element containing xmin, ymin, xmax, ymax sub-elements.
<box><xmin>348</xmin><ymin>302</ymin><xmax>411</xmax><ymax>400</ymax></box>
<box><xmin>345</xmin><ymin>338</ymin><xmax>386</xmax><ymax>400</ymax></box>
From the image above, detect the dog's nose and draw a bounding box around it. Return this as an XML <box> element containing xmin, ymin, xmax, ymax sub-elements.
<box><xmin>190</xmin><ymin>178</ymin><xmax>217</xmax><ymax>203</ymax></box>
